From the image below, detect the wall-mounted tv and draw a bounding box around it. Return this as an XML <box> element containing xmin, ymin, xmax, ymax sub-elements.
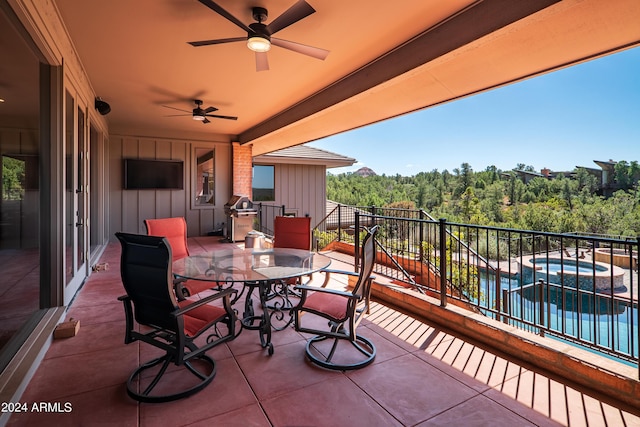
<box><xmin>123</xmin><ymin>158</ymin><xmax>184</xmax><ymax>190</ymax></box>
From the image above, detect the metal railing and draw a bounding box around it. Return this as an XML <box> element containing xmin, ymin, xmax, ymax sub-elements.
<box><xmin>254</xmin><ymin>203</ymin><xmax>286</xmax><ymax>237</ymax></box>
<box><xmin>314</xmin><ymin>206</ymin><xmax>639</xmax><ymax>375</ymax></box>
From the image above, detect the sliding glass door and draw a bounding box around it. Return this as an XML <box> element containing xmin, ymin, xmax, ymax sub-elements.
<box><xmin>64</xmin><ymin>89</ymin><xmax>88</xmax><ymax>303</ymax></box>
<box><xmin>0</xmin><ymin>5</ymin><xmax>43</xmax><ymax>369</ymax></box>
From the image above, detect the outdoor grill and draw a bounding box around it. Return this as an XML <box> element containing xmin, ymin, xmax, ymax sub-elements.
<box><xmin>224</xmin><ymin>195</ymin><xmax>257</xmax><ymax>242</ymax></box>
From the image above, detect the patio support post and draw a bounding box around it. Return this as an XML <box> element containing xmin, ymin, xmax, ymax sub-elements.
<box><xmin>439</xmin><ymin>218</ymin><xmax>447</xmax><ymax>307</ymax></box>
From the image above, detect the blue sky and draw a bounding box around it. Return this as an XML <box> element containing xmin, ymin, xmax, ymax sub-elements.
<box><xmin>309</xmin><ymin>46</ymin><xmax>640</xmax><ymax>176</ymax></box>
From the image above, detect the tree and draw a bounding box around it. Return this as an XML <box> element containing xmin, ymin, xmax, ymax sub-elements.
<box><xmin>460</xmin><ymin>187</ymin><xmax>480</xmax><ymax>222</ymax></box>
<box><xmin>615</xmin><ymin>161</ymin><xmax>631</xmax><ymax>189</ymax></box>
<box><xmin>506</xmin><ymin>172</ymin><xmax>524</xmax><ymax>205</ymax></box>
<box><xmin>325</xmin><ymin>158</ymin><xmax>640</xmax><ymax>236</ymax></box>
<box><xmin>479</xmin><ymin>182</ymin><xmax>505</xmax><ymax>223</ymax></box>
<box><xmin>575</xmin><ymin>167</ymin><xmax>598</xmax><ymax>194</ymax></box>
<box><xmin>2</xmin><ymin>156</ymin><xmax>25</xmax><ymax>200</ymax></box>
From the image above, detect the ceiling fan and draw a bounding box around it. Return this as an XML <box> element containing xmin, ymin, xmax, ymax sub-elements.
<box><xmin>188</xmin><ymin>0</ymin><xmax>329</xmax><ymax>71</ymax></box>
<box><xmin>163</xmin><ymin>99</ymin><xmax>238</xmax><ymax>124</ymax></box>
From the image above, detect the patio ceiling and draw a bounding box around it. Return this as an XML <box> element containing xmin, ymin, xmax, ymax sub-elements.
<box><xmin>25</xmin><ymin>1</ymin><xmax>640</xmax><ymax>154</ymax></box>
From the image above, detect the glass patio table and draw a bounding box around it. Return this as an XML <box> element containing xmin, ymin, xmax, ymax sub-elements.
<box><xmin>173</xmin><ymin>248</ymin><xmax>331</xmax><ymax>355</ymax></box>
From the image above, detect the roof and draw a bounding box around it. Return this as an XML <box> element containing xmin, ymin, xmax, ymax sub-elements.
<box><xmin>6</xmin><ymin>1</ymin><xmax>640</xmax><ymax>155</ymax></box>
<box><xmin>594</xmin><ymin>160</ymin><xmax>618</xmax><ymax>170</ymax></box>
<box><xmin>253</xmin><ymin>145</ymin><xmax>356</xmax><ymax>168</ymax></box>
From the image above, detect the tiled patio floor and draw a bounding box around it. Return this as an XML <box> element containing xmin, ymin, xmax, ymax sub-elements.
<box><xmin>5</xmin><ymin>237</ymin><xmax>639</xmax><ymax>426</ymax></box>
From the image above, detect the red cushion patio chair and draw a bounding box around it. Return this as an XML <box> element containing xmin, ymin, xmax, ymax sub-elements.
<box><xmin>115</xmin><ymin>232</ymin><xmax>236</xmax><ymax>403</ymax></box>
<box><xmin>144</xmin><ymin>217</ymin><xmax>211</xmax><ymax>298</ymax></box>
<box><xmin>292</xmin><ymin>225</ymin><xmax>379</xmax><ymax>370</ymax></box>
<box><xmin>273</xmin><ymin>215</ymin><xmax>312</xmax><ymax>250</ymax></box>
<box><xmin>273</xmin><ymin>215</ymin><xmax>313</xmax><ymax>285</ymax></box>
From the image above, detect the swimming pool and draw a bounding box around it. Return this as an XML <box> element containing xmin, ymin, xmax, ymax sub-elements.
<box><xmin>476</xmin><ymin>273</ymin><xmax>638</xmax><ymax>365</ymax></box>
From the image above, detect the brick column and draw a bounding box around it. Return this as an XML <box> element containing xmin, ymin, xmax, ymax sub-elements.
<box><xmin>232</xmin><ymin>142</ymin><xmax>252</xmax><ymax>197</ymax></box>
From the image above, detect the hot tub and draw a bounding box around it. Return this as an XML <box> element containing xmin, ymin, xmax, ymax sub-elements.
<box><xmin>517</xmin><ymin>256</ymin><xmax>625</xmax><ymax>291</ymax></box>
<box><xmin>593</xmin><ymin>248</ymin><xmax>637</xmax><ymax>270</ymax></box>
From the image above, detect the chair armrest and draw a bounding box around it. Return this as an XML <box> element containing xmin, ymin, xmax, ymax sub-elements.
<box><xmin>173</xmin><ymin>287</ymin><xmax>237</xmax><ymax>317</ymax></box>
<box><xmin>318</xmin><ymin>268</ymin><xmax>359</xmax><ymax>288</ymax></box>
<box><xmin>321</xmin><ymin>268</ymin><xmax>359</xmax><ymax>277</ymax></box>
<box><xmin>294</xmin><ymin>284</ymin><xmax>356</xmax><ymax>299</ymax></box>
<box><xmin>317</xmin><ymin>269</ymin><xmax>376</xmax><ymax>288</ymax></box>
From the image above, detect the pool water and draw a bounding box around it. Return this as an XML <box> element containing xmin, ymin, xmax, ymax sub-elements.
<box><xmin>533</xmin><ymin>260</ymin><xmax>606</xmax><ymax>274</ymax></box>
<box><xmin>475</xmin><ymin>273</ymin><xmax>638</xmax><ymax>365</ymax></box>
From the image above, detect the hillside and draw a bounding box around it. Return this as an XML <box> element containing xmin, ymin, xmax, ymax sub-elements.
<box><xmin>354</xmin><ymin>167</ymin><xmax>376</xmax><ymax>177</ymax></box>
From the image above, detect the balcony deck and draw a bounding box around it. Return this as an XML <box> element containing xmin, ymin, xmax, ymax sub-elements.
<box><xmin>6</xmin><ymin>237</ymin><xmax>639</xmax><ymax>426</ymax></box>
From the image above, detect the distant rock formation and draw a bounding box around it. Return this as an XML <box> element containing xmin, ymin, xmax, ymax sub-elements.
<box><xmin>354</xmin><ymin>167</ymin><xmax>376</xmax><ymax>177</ymax></box>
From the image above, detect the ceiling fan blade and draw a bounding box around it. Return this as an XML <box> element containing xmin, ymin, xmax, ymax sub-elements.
<box><xmin>267</xmin><ymin>0</ymin><xmax>315</xmax><ymax>35</ymax></box>
<box><xmin>202</xmin><ymin>117</ymin><xmax>211</xmax><ymax>124</ymax></box>
<box><xmin>161</xmin><ymin>105</ymin><xmax>192</xmax><ymax>113</ymax></box>
<box><xmin>255</xmin><ymin>51</ymin><xmax>269</xmax><ymax>72</ymax></box>
<box><xmin>202</xmin><ymin>106</ymin><xmax>218</xmax><ymax>114</ymax></box>
<box><xmin>205</xmin><ymin>114</ymin><xmax>238</xmax><ymax>121</ymax></box>
<box><xmin>152</xmin><ymin>87</ymin><xmax>206</xmax><ymax>105</ymax></box>
<box><xmin>164</xmin><ymin>114</ymin><xmax>192</xmax><ymax>117</ymax></box>
<box><xmin>197</xmin><ymin>0</ymin><xmax>253</xmax><ymax>33</ymax></box>
<box><xmin>271</xmin><ymin>38</ymin><xmax>329</xmax><ymax>60</ymax></box>
<box><xmin>188</xmin><ymin>37</ymin><xmax>245</xmax><ymax>47</ymax></box>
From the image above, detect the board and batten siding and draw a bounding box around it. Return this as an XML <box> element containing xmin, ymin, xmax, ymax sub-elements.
<box><xmin>273</xmin><ymin>163</ymin><xmax>326</xmax><ymax>228</ymax></box>
<box><xmin>109</xmin><ymin>135</ymin><xmax>232</xmax><ymax>239</ymax></box>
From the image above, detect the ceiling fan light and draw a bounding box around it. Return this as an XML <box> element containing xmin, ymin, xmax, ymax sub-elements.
<box><xmin>193</xmin><ymin>114</ymin><xmax>206</xmax><ymax>121</ymax></box>
<box><xmin>247</xmin><ymin>35</ymin><xmax>271</xmax><ymax>52</ymax></box>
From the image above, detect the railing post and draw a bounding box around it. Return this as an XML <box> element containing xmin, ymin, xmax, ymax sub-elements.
<box><xmin>538</xmin><ymin>279</ymin><xmax>545</xmax><ymax>336</ymax></box>
<box><xmin>419</xmin><ymin>211</ymin><xmax>425</xmax><ymax>285</ymax></box>
<box><xmin>439</xmin><ymin>218</ymin><xmax>447</xmax><ymax>307</ymax></box>
<box><xmin>280</xmin><ymin>205</ymin><xmax>286</xmax><ymax>216</ymax></box>
<box><xmin>419</xmin><ymin>211</ymin><xmax>425</xmax><ymax>262</ymax></box>
<box><xmin>501</xmin><ymin>288</ymin><xmax>509</xmax><ymax>324</ymax></box>
<box><xmin>337</xmin><ymin>204</ymin><xmax>342</xmax><ymax>242</ymax></box>
<box><xmin>256</xmin><ymin>202</ymin><xmax>263</xmax><ymax>232</ymax></box>
<box><xmin>495</xmin><ymin>267</ymin><xmax>501</xmax><ymax>320</ymax></box>
<box><xmin>355</xmin><ymin>212</ymin><xmax>361</xmax><ymax>273</ymax></box>
<box><xmin>637</xmin><ymin>237</ymin><xmax>640</xmax><ymax>380</ymax></box>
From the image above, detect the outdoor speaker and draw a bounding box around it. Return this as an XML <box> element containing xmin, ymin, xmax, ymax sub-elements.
<box><xmin>95</xmin><ymin>98</ymin><xmax>111</xmax><ymax>115</ymax></box>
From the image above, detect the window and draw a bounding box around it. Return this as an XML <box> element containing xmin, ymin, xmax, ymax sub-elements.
<box><xmin>193</xmin><ymin>147</ymin><xmax>215</xmax><ymax>207</ymax></box>
<box><xmin>253</xmin><ymin>165</ymin><xmax>275</xmax><ymax>201</ymax></box>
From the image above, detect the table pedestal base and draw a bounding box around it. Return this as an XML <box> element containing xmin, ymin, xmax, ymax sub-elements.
<box><xmin>241</xmin><ymin>280</ymin><xmax>297</xmax><ymax>355</ymax></box>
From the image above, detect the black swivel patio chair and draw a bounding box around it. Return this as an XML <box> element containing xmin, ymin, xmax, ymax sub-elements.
<box><xmin>292</xmin><ymin>225</ymin><xmax>379</xmax><ymax>370</ymax></box>
<box><xmin>115</xmin><ymin>232</ymin><xmax>237</xmax><ymax>403</ymax></box>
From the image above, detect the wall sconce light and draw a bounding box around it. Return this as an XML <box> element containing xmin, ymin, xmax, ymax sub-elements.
<box><xmin>95</xmin><ymin>97</ymin><xmax>111</xmax><ymax>115</ymax></box>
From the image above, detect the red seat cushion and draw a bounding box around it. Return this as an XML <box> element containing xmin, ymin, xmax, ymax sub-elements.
<box><xmin>303</xmin><ymin>292</ymin><xmax>348</xmax><ymax>320</ymax></box>
<box><xmin>178</xmin><ymin>300</ymin><xmax>227</xmax><ymax>337</ymax></box>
